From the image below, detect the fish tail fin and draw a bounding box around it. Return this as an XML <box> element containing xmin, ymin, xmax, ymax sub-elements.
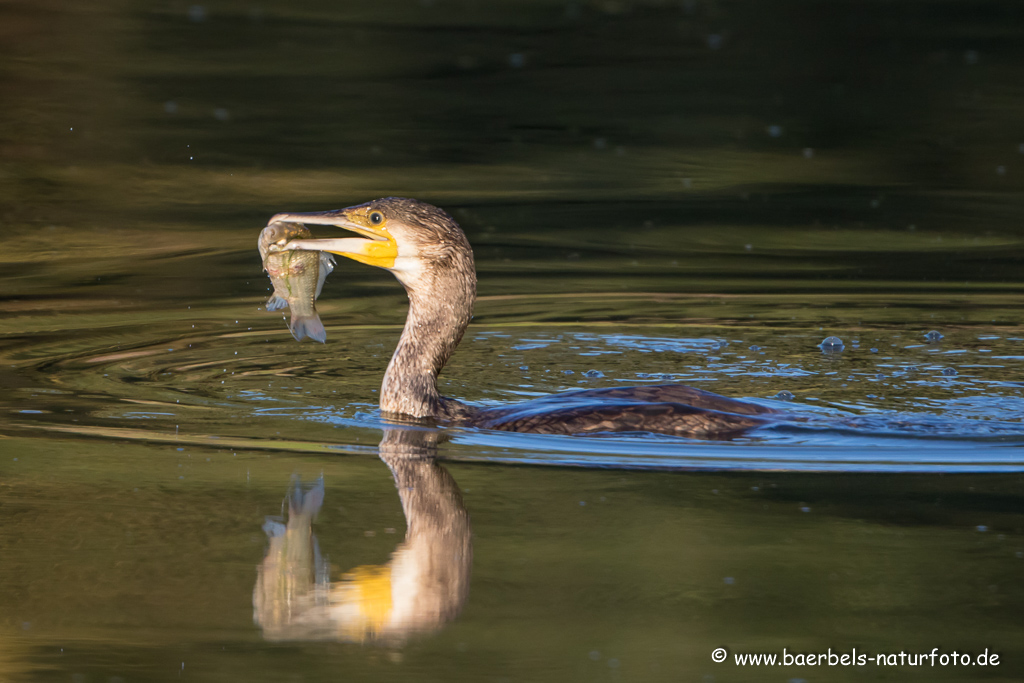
<box><xmin>287</xmin><ymin>475</ymin><xmax>325</xmax><ymax>520</ymax></box>
<box><xmin>266</xmin><ymin>295</ymin><xmax>288</xmax><ymax>311</ymax></box>
<box><xmin>289</xmin><ymin>313</ymin><xmax>327</xmax><ymax>343</ymax></box>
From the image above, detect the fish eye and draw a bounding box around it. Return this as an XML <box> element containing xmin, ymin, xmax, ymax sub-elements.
<box><xmin>369</xmin><ymin>211</ymin><xmax>384</xmax><ymax>225</ymax></box>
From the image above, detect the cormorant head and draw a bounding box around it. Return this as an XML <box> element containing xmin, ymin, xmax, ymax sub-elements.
<box><xmin>268</xmin><ymin>197</ymin><xmax>473</xmax><ymax>291</ymax></box>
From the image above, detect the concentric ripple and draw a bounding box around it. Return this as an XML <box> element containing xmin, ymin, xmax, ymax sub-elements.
<box><xmin>4</xmin><ymin>308</ymin><xmax>1024</xmax><ymax>471</ymax></box>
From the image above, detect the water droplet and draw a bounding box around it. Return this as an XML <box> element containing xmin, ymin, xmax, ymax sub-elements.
<box><xmin>774</xmin><ymin>390</ymin><xmax>794</xmax><ymax>401</ymax></box>
<box><xmin>819</xmin><ymin>336</ymin><xmax>844</xmax><ymax>353</ymax></box>
<box><xmin>924</xmin><ymin>330</ymin><xmax>944</xmax><ymax>342</ymax></box>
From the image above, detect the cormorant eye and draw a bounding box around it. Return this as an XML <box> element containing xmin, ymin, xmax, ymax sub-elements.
<box><xmin>369</xmin><ymin>211</ymin><xmax>384</xmax><ymax>225</ymax></box>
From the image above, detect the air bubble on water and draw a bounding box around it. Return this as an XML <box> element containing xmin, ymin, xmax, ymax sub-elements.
<box><xmin>819</xmin><ymin>336</ymin><xmax>844</xmax><ymax>353</ymax></box>
<box><xmin>924</xmin><ymin>330</ymin><xmax>944</xmax><ymax>342</ymax></box>
<box><xmin>774</xmin><ymin>390</ymin><xmax>794</xmax><ymax>401</ymax></box>
<box><xmin>941</xmin><ymin>367</ymin><xmax>958</xmax><ymax>376</ymax></box>
<box><xmin>749</xmin><ymin>345</ymin><xmax>761</xmax><ymax>351</ymax></box>
<box><xmin>583</xmin><ymin>370</ymin><xmax>604</xmax><ymax>378</ymax></box>
<box><xmin>562</xmin><ymin>369</ymin><xmax>574</xmax><ymax>375</ymax></box>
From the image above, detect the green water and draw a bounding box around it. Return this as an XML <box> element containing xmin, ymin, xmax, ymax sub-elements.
<box><xmin>2</xmin><ymin>0</ymin><xmax>1024</xmax><ymax>680</ymax></box>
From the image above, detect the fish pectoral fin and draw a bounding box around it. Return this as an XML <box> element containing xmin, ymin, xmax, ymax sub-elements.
<box><xmin>320</xmin><ymin>252</ymin><xmax>336</xmax><ymax>272</ymax></box>
<box><xmin>315</xmin><ymin>253</ymin><xmax>334</xmax><ymax>299</ymax></box>
<box><xmin>266</xmin><ymin>295</ymin><xmax>289</xmax><ymax>311</ymax></box>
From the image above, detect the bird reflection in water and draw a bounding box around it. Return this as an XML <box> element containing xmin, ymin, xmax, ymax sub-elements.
<box><xmin>253</xmin><ymin>427</ymin><xmax>472</xmax><ymax>643</ymax></box>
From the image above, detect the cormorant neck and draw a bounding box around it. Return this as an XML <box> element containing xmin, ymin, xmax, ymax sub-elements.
<box><xmin>380</xmin><ymin>261</ymin><xmax>475</xmax><ymax>419</ymax></box>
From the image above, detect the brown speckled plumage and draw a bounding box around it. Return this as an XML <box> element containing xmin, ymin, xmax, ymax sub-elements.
<box><xmin>290</xmin><ymin>197</ymin><xmax>778</xmax><ymax>438</ymax></box>
<box><xmin>369</xmin><ymin>198</ymin><xmax>477</xmax><ymax>419</ymax></box>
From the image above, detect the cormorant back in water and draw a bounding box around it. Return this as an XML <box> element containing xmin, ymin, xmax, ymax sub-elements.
<box><xmin>265</xmin><ymin>197</ymin><xmax>777</xmax><ymax>438</ymax></box>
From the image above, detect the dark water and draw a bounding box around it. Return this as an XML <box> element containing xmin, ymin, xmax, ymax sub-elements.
<box><xmin>2</xmin><ymin>0</ymin><xmax>1024</xmax><ymax>680</ymax></box>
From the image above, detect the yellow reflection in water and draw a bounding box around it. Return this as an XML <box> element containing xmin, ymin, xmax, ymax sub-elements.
<box><xmin>254</xmin><ymin>426</ymin><xmax>472</xmax><ymax>644</ymax></box>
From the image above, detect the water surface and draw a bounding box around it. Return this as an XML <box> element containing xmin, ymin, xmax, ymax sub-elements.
<box><xmin>2</xmin><ymin>0</ymin><xmax>1024</xmax><ymax>680</ymax></box>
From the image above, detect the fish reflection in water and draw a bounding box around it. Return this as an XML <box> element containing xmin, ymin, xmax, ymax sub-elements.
<box><xmin>258</xmin><ymin>221</ymin><xmax>335</xmax><ymax>343</ymax></box>
<box><xmin>253</xmin><ymin>427</ymin><xmax>472</xmax><ymax>643</ymax></box>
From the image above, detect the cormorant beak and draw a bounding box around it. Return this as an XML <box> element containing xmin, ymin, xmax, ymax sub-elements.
<box><xmin>267</xmin><ymin>209</ymin><xmax>398</xmax><ymax>269</ymax></box>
